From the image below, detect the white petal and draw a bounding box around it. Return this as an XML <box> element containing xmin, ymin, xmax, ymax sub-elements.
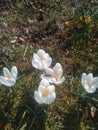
<box><xmin>45</xmin><ymin>68</ymin><xmax>53</xmax><ymax>75</ymax></box>
<box><xmin>85</xmin><ymin>87</ymin><xmax>96</xmax><ymax>93</ymax></box>
<box><xmin>32</xmin><ymin>60</ymin><xmax>39</xmax><ymax>68</ymax></box>
<box><xmin>40</xmin><ymin>78</ymin><xmax>50</xmax><ymax>87</ymax></box>
<box><xmin>45</xmin><ymin>92</ymin><xmax>56</xmax><ymax>104</ymax></box>
<box><xmin>40</xmin><ymin>74</ymin><xmax>51</xmax><ymax>83</ymax></box>
<box><xmin>40</xmin><ymin>74</ymin><xmax>46</xmax><ymax>79</ymax></box>
<box><xmin>56</xmin><ymin>77</ymin><xmax>65</xmax><ymax>84</ymax></box>
<box><xmin>0</xmin><ymin>76</ymin><xmax>16</xmax><ymax>87</ymax></box>
<box><xmin>49</xmin><ymin>78</ymin><xmax>57</xmax><ymax>84</ymax></box>
<box><xmin>34</xmin><ymin>91</ymin><xmax>43</xmax><ymax>104</ymax></box>
<box><xmin>38</xmin><ymin>85</ymin><xmax>46</xmax><ymax>93</ymax></box>
<box><xmin>32</xmin><ymin>60</ymin><xmax>43</xmax><ymax>70</ymax></box>
<box><xmin>3</xmin><ymin>67</ymin><xmax>11</xmax><ymax>77</ymax></box>
<box><xmin>94</xmin><ymin>83</ymin><xmax>98</xmax><ymax>89</ymax></box>
<box><xmin>92</xmin><ymin>77</ymin><xmax>98</xmax><ymax>88</ymax></box>
<box><xmin>43</xmin><ymin>54</ymin><xmax>52</xmax><ymax>65</ymax></box>
<box><xmin>11</xmin><ymin>66</ymin><xmax>18</xmax><ymax>79</ymax></box>
<box><xmin>43</xmin><ymin>53</ymin><xmax>49</xmax><ymax>60</ymax></box>
<box><xmin>83</xmin><ymin>82</ymin><xmax>96</xmax><ymax>93</ymax></box>
<box><xmin>42</xmin><ymin>61</ymin><xmax>49</xmax><ymax>69</ymax></box>
<box><xmin>33</xmin><ymin>53</ymin><xmax>40</xmax><ymax>61</ymax></box>
<box><xmin>46</xmin><ymin>57</ymin><xmax>52</xmax><ymax>67</ymax></box>
<box><xmin>49</xmin><ymin>76</ymin><xmax>65</xmax><ymax>84</ymax></box>
<box><xmin>0</xmin><ymin>76</ymin><xmax>8</xmax><ymax>85</ymax></box>
<box><xmin>53</xmin><ymin>69</ymin><xmax>63</xmax><ymax>79</ymax></box>
<box><xmin>48</xmin><ymin>85</ymin><xmax>55</xmax><ymax>93</ymax></box>
<box><xmin>81</xmin><ymin>73</ymin><xmax>87</xmax><ymax>86</ymax></box>
<box><xmin>53</xmin><ymin>63</ymin><xmax>62</xmax><ymax>71</ymax></box>
<box><xmin>7</xmin><ymin>79</ymin><xmax>16</xmax><ymax>87</ymax></box>
<box><xmin>87</xmin><ymin>73</ymin><xmax>93</xmax><ymax>81</ymax></box>
<box><xmin>37</xmin><ymin>49</ymin><xmax>45</xmax><ymax>57</ymax></box>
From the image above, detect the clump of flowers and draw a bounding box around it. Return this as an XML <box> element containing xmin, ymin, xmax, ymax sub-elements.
<box><xmin>32</xmin><ymin>49</ymin><xmax>65</xmax><ymax>104</ymax></box>
<box><xmin>79</xmin><ymin>16</ymin><xmax>92</xmax><ymax>24</ymax></box>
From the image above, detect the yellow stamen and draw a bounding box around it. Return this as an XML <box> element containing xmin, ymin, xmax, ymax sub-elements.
<box><xmin>42</xmin><ymin>89</ymin><xmax>49</xmax><ymax>97</ymax></box>
<box><xmin>6</xmin><ymin>74</ymin><xmax>11</xmax><ymax>79</ymax></box>
<box><xmin>53</xmin><ymin>72</ymin><xmax>60</xmax><ymax>79</ymax></box>
<box><xmin>41</xmin><ymin>57</ymin><xmax>46</xmax><ymax>61</ymax></box>
<box><xmin>87</xmin><ymin>82</ymin><xmax>92</xmax><ymax>88</ymax></box>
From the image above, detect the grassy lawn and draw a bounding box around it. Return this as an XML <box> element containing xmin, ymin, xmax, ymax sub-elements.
<box><xmin>0</xmin><ymin>1</ymin><xmax>98</xmax><ymax>130</ymax></box>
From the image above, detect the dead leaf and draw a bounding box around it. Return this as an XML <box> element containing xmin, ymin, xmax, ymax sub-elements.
<box><xmin>90</xmin><ymin>106</ymin><xmax>96</xmax><ymax>118</ymax></box>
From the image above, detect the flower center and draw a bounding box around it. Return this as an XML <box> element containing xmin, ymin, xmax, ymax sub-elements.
<box><xmin>42</xmin><ymin>89</ymin><xmax>49</xmax><ymax>97</ymax></box>
<box><xmin>87</xmin><ymin>82</ymin><xmax>92</xmax><ymax>88</ymax></box>
<box><xmin>6</xmin><ymin>74</ymin><xmax>11</xmax><ymax>80</ymax></box>
<box><xmin>41</xmin><ymin>57</ymin><xmax>46</xmax><ymax>61</ymax></box>
<box><xmin>53</xmin><ymin>72</ymin><xmax>60</xmax><ymax>79</ymax></box>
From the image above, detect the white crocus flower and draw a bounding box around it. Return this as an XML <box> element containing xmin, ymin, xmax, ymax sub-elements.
<box><xmin>0</xmin><ymin>66</ymin><xmax>18</xmax><ymax>87</ymax></box>
<box><xmin>34</xmin><ymin>78</ymin><xmax>56</xmax><ymax>105</ymax></box>
<box><xmin>41</xmin><ymin>63</ymin><xmax>65</xmax><ymax>84</ymax></box>
<box><xmin>32</xmin><ymin>49</ymin><xmax>52</xmax><ymax>70</ymax></box>
<box><xmin>81</xmin><ymin>73</ymin><xmax>98</xmax><ymax>93</ymax></box>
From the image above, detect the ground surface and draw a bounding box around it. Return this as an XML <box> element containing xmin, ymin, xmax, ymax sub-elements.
<box><xmin>0</xmin><ymin>1</ymin><xmax>98</xmax><ymax>130</ymax></box>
